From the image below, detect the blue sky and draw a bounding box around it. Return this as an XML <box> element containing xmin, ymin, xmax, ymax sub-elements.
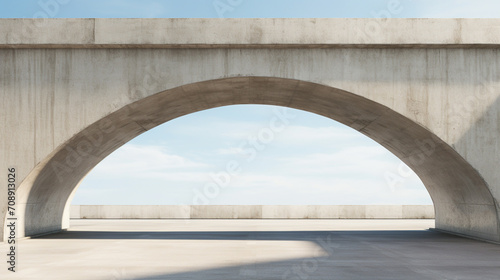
<box><xmin>3</xmin><ymin>0</ymin><xmax>496</xmax><ymax>205</ymax></box>
<box><xmin>74</xmin><ymin>106</ymin><xmax>428</xmax><ymax>205</ymax></box>
<box><xmin>1</xmin><ymin>0</ymin><xmax>499</xmax><ymax>18</ymax></box>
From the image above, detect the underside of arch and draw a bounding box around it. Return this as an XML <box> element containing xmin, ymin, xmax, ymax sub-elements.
<box><xmin>12</xmin><ymin>77</ymin><xmax>499</xmax><ymax>242</ymax></box>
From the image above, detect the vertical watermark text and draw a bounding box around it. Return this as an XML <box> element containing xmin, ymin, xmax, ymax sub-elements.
<box><xmin>6</xmin><ymin>168</ymin><xmax>17</xmax><ymax>273</ymax></box>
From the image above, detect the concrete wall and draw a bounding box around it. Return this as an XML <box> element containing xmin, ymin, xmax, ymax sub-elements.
<box><xmin>70</xmin><ymin>205</ymin><xmax>435</xmax><ymax>219</ymax></box>
<box><xmin>1</xmin><ymin>19</ymin><xmax>499</xmax><ymax>243</ymax></box>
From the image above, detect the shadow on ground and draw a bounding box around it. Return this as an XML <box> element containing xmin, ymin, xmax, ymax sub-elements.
<box><xmin>37</xmin><ymin>229</ymin><xmax>500</xmax><ymax>280</ymax></box>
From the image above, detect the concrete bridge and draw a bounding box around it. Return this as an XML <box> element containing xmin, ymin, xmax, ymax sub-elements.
<box><xmin>1</xmin><ymin>18</ymin><xmax>500</xmax><ymax>242</ymax></box>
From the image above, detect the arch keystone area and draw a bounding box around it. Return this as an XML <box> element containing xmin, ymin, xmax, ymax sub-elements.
<box><xmin>1</xmin><ymin>19</ymin><xmax>500</xmax><ymax>242</ymax></box>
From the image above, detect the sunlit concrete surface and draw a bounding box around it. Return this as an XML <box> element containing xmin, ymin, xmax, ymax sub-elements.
<box><xmin>2</xmin><ymin>219</ymin><xmax>500</xmax><ymax>280</ymax></box>
<box><xmin>70</xmin><ymin>205</ymin><xmax>436</xmax><ymax>219</ymax></box>
<box><xmin>2</xmin><ymin>19</ymin><xmax>500</xmax><ymax>242</ymax></box>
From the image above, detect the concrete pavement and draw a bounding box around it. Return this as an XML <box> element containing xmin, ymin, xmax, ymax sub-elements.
<box><xmin>2</xmin><ymin>219</ymin><xmax>500</xmax><ymax>279</ymax></box>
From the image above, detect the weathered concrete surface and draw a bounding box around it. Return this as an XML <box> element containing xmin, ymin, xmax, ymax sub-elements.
<box><xmin>1</xmin><ymin>19</ymin><xmax>500</xmax><ymax>242</ymax></box>
<box><xmin>74</xmin><ymin>205</ymin><xmax>191</xmax><ymax>219</ymax></box>
<box><xmin>3</xmin><ymin>219</ymin><xmax>500</xmax><ymax>280</ymax></box>
<box><xmin>70</xmin><ymin>205</ymin><xmax>435</xmax><ymax>219</ymax></box>
<box><xmin>1</xmin><ymin>18</ymin><xmax>500</xmax><ymax>48</ymax></box>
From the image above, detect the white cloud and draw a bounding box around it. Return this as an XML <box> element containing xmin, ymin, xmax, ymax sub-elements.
<box><xmin>279</xmin><ymin>125</ymin><xmax>361</xmax><ymax>144</ymax></box>
<box><xmin>216</xmin><ymin>147</ymin><xmax>246</xmax><ymax>156</ymax></box>
<box><xmin>273</xmin><ymin>147</ymin><xmax>397</xmax><ymax>177</ymax></box>
<box><xmin>210</xmin><ymin>171</ymin><xmax>426</xmax><ymax>205</ymax></box>
<box><xmin>212</xmin><ymin>124</ymin><xmax>369</xmax><ymax>158</ymax></box>
<box><xmin>91</xmin><ymin>144</ymin><xmax>209</xmax><ymax>177</ymax></box>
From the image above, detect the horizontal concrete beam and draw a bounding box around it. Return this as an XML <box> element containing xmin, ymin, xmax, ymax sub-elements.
<box><xmin>2</xmin><ymin>18</ymin><xmax>500</xmax><ymax>48</ymax></box>
<box><xmin>71</xmin><ymin>205</ymin><xmax>435</xmax><ymax>219</ymax></box>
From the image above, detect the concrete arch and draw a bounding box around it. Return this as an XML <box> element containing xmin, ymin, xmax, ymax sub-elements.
<box><xmin>10</xmin><ymin>77</ymin><xmax>499</xmax><ymax>242</ymax></box>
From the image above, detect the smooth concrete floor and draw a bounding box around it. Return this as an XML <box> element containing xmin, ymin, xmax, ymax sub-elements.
<box><xmin>1</xmin><ymin>219</ymin><xmax>500</xmax><ymax>280</ymax></box>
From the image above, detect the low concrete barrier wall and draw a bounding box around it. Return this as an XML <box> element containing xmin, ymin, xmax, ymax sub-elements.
<box><xmin>71</xmin><ymin>205</ymin><xmax>435</xmax><ymax>219</ymax></box>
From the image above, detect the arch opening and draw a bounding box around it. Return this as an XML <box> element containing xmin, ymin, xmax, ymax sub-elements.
<box><xmin>9</xmin><ymin>77</ymin><xmax>499</xmax><ymax>242</ymax></box>
<box><xmin>71</xmin><ymin>104</ymin><xmax>432</xmax><ymax>207</ymax></box>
